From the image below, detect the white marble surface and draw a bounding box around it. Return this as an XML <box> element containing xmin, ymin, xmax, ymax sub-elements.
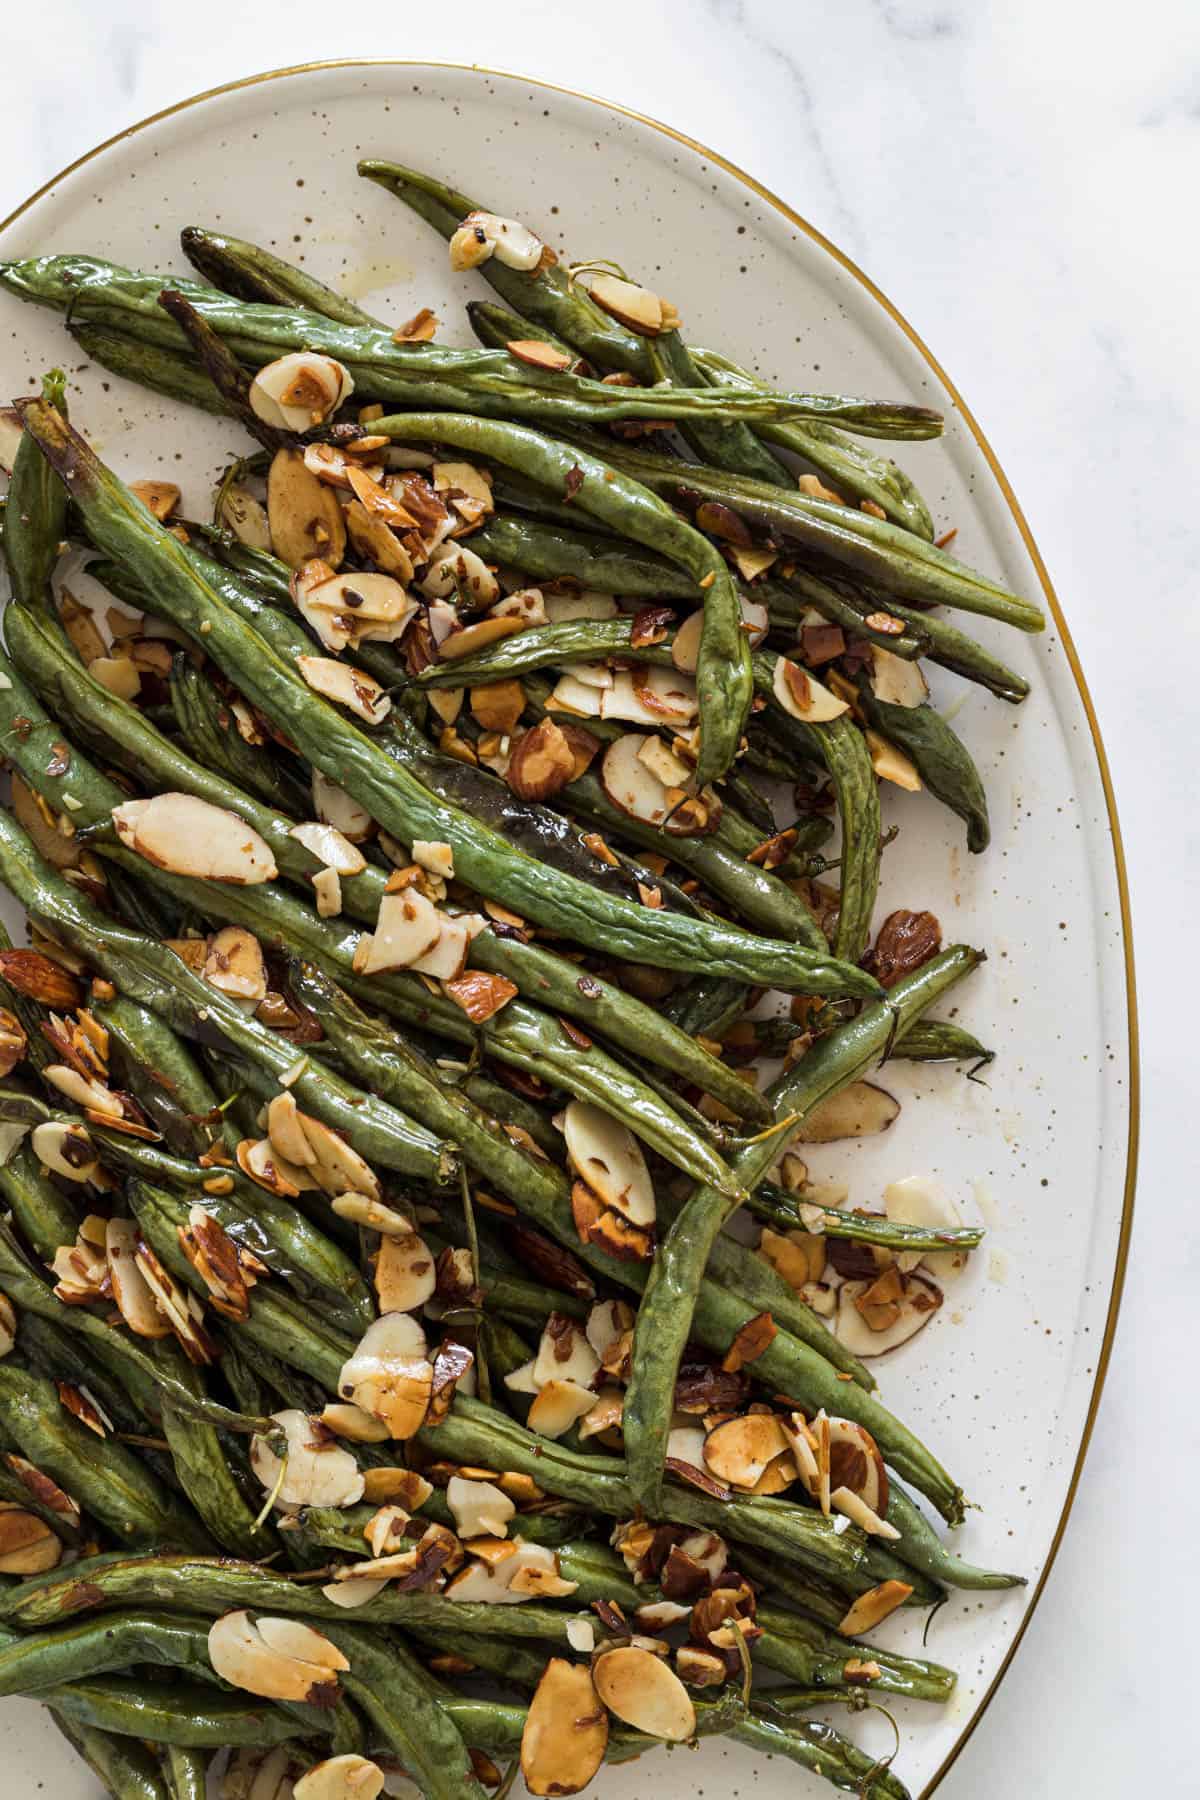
<box><xmin>0</xmin><ymin>3</ymin><xmax>1193</xmax><ymax>1793</ymax></box>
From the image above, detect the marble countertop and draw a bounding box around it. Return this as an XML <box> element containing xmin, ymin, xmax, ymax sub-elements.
<box><xmin>1</xmin><ymin>4</ymin><xmax>1193</xmax><ymax>1792</ymax></box>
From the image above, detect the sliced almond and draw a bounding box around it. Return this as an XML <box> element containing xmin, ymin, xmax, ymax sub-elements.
<box><xmin>836</xmin><ymin>1269</ymin><xmax>943</xmax><ymax>1355</ymax></box>
<box><xmin>870</xmin><ymin>646</ymin><xmax>929</xmax><ymax>708</ymax></box>
<box><xmin>297</xmin><ymin>1114</ymin><xmax>380</xmax><ymax>1201</ymax></box>
<box><xmin>238</xmin><ymin>1136</ymin><xmax>319</xmax><ymax>1198</ymax></box>
<box><xmin>113</xmin><ymin>794</ymin><xmax>277</xmax><ymax>885</ymax></box>
<box><xmin>0</xmin><ymin>1508</ymin><xmax>62</xmax><ymax>1575</ymax></box>
<box><xmin>106</xmin><ymin>1218</ymin><xmax>171</xmax><ymax>1339</ymax></box>
<box><xmin>772</xmin><ymin>655</ymin><xmax>850</xmax><ymax>723</ymax></box>
<box><xmin>507</xmin><ymin>719</ymin><xmax>577</xmax><ymax>802</ymax></box>
<box><xmin>527</xmin><ymin>1379</ymin><xmax>597</xmax><ymax>1440</ymax></box>
<box><xmin>31</xmin><ymin>1120</ymin><xmax>98</xmax><ymax>1184</ymax></box>
<box><xmin>532</xmin><ymin>1316</ymin><xmax>601</xmax><ymax>1391</ymax></box>
<box><xmin>409</xmin><ymin>915</ymin><xmax>472</xmax><ymax>981</ymax></box>
<box><xmin>319</xmin><ymin>1402</ymin><xmax>391</xmax><ymax>1444</ymax></box>
<box><xmin>331</xmin><ymin>1194</ymin><xmax>417</xmax><ymax>1237</ymax></box>
<box><xmin>295</xmin><ymin>656</ymin><xmax>390</xmax><ymax>725</ymax></box>
<box><xmin>292</xmin><ymin>1754</ymin><xmax>384</xmax><ymax>1800</ymax></box>
<box><xmin>830</xmin><ymin>1485</ymin><xmax>902</xmax><ymax>1539</ymax></box>
<box><xmin>506</xmin><ymin>339</ymin><xmax>573</xmax><ymax>373</ymax></box>
<box><xmin>865</xmin><ymin>729</ymin><xmax>922</xmax><ymax>791</ymax></box>
<box><xmin>208</xmin><ymin>1610</ymin><xmax>347</xmax><ymax>1704</ymax></box>
<box><xmin>287</xmin><ymin>822</ymin><xmax>366</xmax><ymax>880</ymax></box>
<box><xmin>88</xmin><ymin>655</ymin><xmax>142</xmax><ymax>701</ymax></box>
<box><xmin>358</xmin><ymin>888</ymin><xmax>442</xmax><ymax>974</ymax></box>
<box><xmin>599</xmin><ymin>669</ymin><xmax>696</xmax><ymax>727</ymax></box>
<box><xmin>419</xmin><ymin>541</ymin><xmax>500</xmax><ymax>608</ymax></box>
<box><xmin>795</xmin><ymin>1081</ymin><xmax>900</xmax><ymax>1143</ymax></box>
<box><xmin>251</xmin><ymin>352</ymin><xmax>353</xmax><ymax>432</ymax></box>
<box><xmin>563</xmin><ymin>1101</ymin><xmax>654</xmax><ymax>1227</ymax></box>
<box><xmin>130</xmin><ymin>479</ymin><xmax>180</xmax><ymax>521</ymax></box>
<box><xmin>220</xmin><ymin>482</ymin><xmax>273</xmax><ymax>550</ymax></box>
<box><xmin>250</xmin><ymin>1408</ymin><xmax>365</xmax><ymax>1510</ymax></box>
<box><xmin>883</xmin><ymin>1176</ymin><xmax>967</xmax><ymax>1278</ymax></box>
<box><xmin>312</xmin><ymin>772</ymin><xmax>373</xmax><ymax>844</ymax></box>
<box><xmin>593</xmin><ymin>1645</ymin><xmax>695</xmax><ymax>1740</ymax></box>
<box><xmin>338</xmin><ymin>1313</ymin><xmax>433</xmax><ymax>1439</ymax></box>
<box><xmin>446</xmin><ymin>1475</ymin><xmax>516</xmax><ymax>1541</ymax></box>
<box><xmin>519</xmin><ymin>1657</ymin><xmax>608</xmax><ymax>1796</ymax></box>
<box><xmin>588</xmin><ymin>274</ymin><xmax>668</xmax><ymax>335</ymax></box>
<box><xmin>702</xmin><ymin>1413</ymin><xmax>790</xmax><ymax>1490</ymax></box>
<box><xmin>202</xmin><ymin>926</ymin><xmax>268</xmax><ymax>1002</ymax></box>
<box><xmin>374</xmin><ymin>1232</ymin><xmax>437</xmax><ymax>1313</ymax></box>
<box><xmin>758</xmin><ymin>1228</ymin><xmax>827</xmax><ymax>1291</ymax></box>
<box><xmin>585</xmin><ymin>1299</ymin><xmax>635</xmax><ymax>1366</ymax></box>
<box><xmin>545</xmin><ymin>591</ymin><xmax>617</xmax><ymax>624</ymax></box>
<box><xmin>343</xmin><ymin>498</ymin><xmax>414</xmax><ymax>581</ymax></box>
<box><xmin>267</xmin><ymin>448</ymin><xmax>347</xmax><ymax>569</ymax></box>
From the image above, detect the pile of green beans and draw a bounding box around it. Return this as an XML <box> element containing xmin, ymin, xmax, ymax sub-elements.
<box><xmin>0</xmin><ymin>170</ymin><xmax>1036</xmax><ymax>1800</ymax></box>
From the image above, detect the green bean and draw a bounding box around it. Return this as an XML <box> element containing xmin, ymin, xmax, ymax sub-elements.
<box><xmin>156</xmin><ymin>1363</ymin><xmax>265</xmax><ymax>1561</ymax></box>
<box><xmin>0</xmin><ymin>254</ymin><xmax>934</xmax><ymax>441</ymax></box>
<box><xmin>0</xmin><ymin>1140</ymin><xmax>81</xmax><ymax>1261</ymax></box>
<box><xmin>7</xmin><ymin>599</ymin><xmax>751</xmax><ymax>1120</ymax></box>
<box><xmin>0</xmin><ymin>1447</ymin><xmax>85</xmax><ymax>1544</ymax></box>
<box><xmin>560</xmin><ymin>770</ymin><xmax>829</xmax><ymax>948</ymax></box>
<box><xmin>161</xmin><ymin>1746</ymin><xmax>209</xmax><ymax>1800</ymax></box>
<box><xmin>49</xmin><ymin>1680</ymin><xmax>298</xmax><ymax>1752</ymax></box>
<box><xmin>72</xmin><ymin>322</ymin><xmax>230</xmax><ymax>415</ymax></box>
<box><xmin>734</xmin><ymin>1709</ymin><xmax>910</xmax><ymax>1799</ymax></box>
<box><xmin>560</xmin><ymin>430</ymin><xmax>1044</xmax><ymax>630</ymax></box>
<box><xmin>756</xmin><ymin>1606</ymin><xmax>954</xmax><ymax>1702</ymax></box>
<box><xmin>469</xmin><ymin>509</ymin><xmax>698</xmax><ymax>597</ymax></box>
<box><xmin>287</xmin><ymin>1619</ymin><xmax>491</xmax><ymax>1800</ymax></box>
<box><xmin>169</xmin><ymin>654</ymin><xmax>308</xmax><ymax>815</ymax></box>
<box><xmin>0</xmin><ymin>1365</ymin><xmax>210</xmax><ymax>1549</ymax></box>
<box><xmin>2</xmin><ymin>368</ymin><xmax>67</xmax><ymax>607</ymax></box>
<box><xmin>408</xmin><ymin>1626</ymin><xmax>549</xmax><ymax>1692</ymax></box>
<box><xmin>660</xmin><ymin>975</ymin><xmax>751</xmax><ymax>1038</ymax></box>
<box><xmin>423</xmin><ymin>1397</ymin><xmax>874</xmax><ymax>1592</ymax></box>
<box><xmin>693</xmin><ymin>346</ymin><xmax>935</xmax><ymax>537</ymax></box>
<box><xmin>0</xmin><ymin>1220</ymin><xmax>269</xmax><ymax>1436</ymax></box>
<box><xmin>0</xmin><ymin>813</ymin><xmax>452</xmax><ymax>1189</ymax></box>
<box><xmin>647</xmin><ymin>329</ymin><xmax>794</xmax><ymax>481</ymax></box>
<box><xmin>624</xmin><ymin>947</ymin><xmax>981</xmax><ymax>1521</ymax></box>
<box><xmin>360</xmin><ymin>159</ymin><xmax>654</xmax><ymax>377</ymax></box>
<box><xmin>0</xmin><ymin>1610</ymin><xmax>217</xmax><ymax>1696</ymax></box>
<box><xmin>89</xmin><ymin>991</ymin><xmax>233</xmax><ymax>1161</ymax></box>
<box><xmin>746</xmin><ymin>1184</ymin><xmax>986</xmax><ymax>1256</ymax></box>
<box><xmin>52</xmin><ymin>1712</ymin><xmax>169</xmax><ymax>1800</ymax></box>
<box><xmin>733</xmin><ymin>1543</ymin><xmax>851</xmax><ymax>1629</ymax></box>
<box><xmin>857</xmin><ymin>685</ymin><xmax>990</xmax><ymax>852</ymax></box>
<box><xmin>21</xmin><ymin>399</ymin><xmax>876</xmax><ymax>993</ymax></box>
<box><xmin>756</xmin><ymin>697</ymin><xmax>880</xmax><ymax>963</ymax></box>
<box><xmin>878</xmin><ymin>599</ymin><xmax>1031</xmax><ymax>703</ymax></box>
<box><xmin>180</xmin><ymin>225</ymin><xmax>383</xmax><ymax>326</ymax></box>
<box><xmin>375</xmin><ymin>410</ymin><xmax>756</xmax><ymax>785</ymax></box>
<box><xmin>92</xmin><ymin>1131</ymin><xmax>372</xmax><ymax>1330</ymax></box>
<box><xmin>884</xmin><ymin>1483</ymin><xmax>1024</xmax><ymax>1591</ymax></box>
<box><xmin>893</xmin><ymin>1018</ymin><xmax>993</xmax><ymax>1067</ymax></box>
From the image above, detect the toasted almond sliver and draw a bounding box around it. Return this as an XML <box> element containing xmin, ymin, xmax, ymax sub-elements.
<box><xmin>113</xmin><ymin>794</ymin><xmax>277</xmax><ymax>885</ymax></box>
<box><xmin>837</xmin><ymin>1578</ymin><xmax>913</xmax><ymax>1636</ymax></box>
<box><xmin>830</xmin><ymin>1484</ymin><xmax>902</xmax><ymax>1539</ymax></box>
<box><xmin>520</xmin><ymin>1657</ymin><xmax>608</xmax><ymax>1797</ymax></box>
<box><xmin>592</xmin><ymin>1645</ymin><xmax>696</xmax><ymax>1741</ymax></box>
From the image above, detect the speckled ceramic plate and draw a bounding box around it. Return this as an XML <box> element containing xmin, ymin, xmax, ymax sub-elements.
<box><xmin>0</xmin><ymin>60</ymin><xmax>1135</xmax><ymax>1800</ymax></box>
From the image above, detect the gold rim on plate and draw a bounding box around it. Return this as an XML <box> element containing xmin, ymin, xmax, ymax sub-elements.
<box><xmin>0</xmin><ymin>58</ymin><xmax>1139</xmax><ymax>1797</ymax></box>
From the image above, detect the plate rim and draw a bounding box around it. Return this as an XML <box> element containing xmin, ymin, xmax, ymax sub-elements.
<box><xmin>0</xmin><ymin>58</ymin><xmax>1139</xmax><ymax>1797</ymax></box>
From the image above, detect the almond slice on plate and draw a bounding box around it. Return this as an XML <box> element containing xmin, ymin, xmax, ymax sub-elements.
<box><xmin>288</xmin><ymin>821</ymin><xmax>366</xmax><ymax>877</ymax></box>
<box><xmin>835</xmin><ymin>1271</ymin><xmax>943</xmax><ymax>1356</ymax></box>
<box><xmin>865</xmin><ymin>729</ymin><xmax>922</xmax><ymax>791</ymax></box>
<box><xmin>587</xmin><ymin>274</ymin><xmax>675</xmax><ymax>336</ymax></box>
<box><xmin>527</xmin><ymin>1379</ymin><xmax>597</xmax><ymax>1440</ymax></box>
<box><xmin>112</xmin><ymin>794</ymin><xmax>277</xmax><ymax>885</ymax></box>
<box><xmin>106</xmin><ymin>1217</ymin><xmax>171</xmax><ymax>1339</ymax></box>
<box><xmin>202</xmin><ymin>925</ymin><xmax>268</xmax><ymax>1001</ymax></box>
<box><xmin>357</xmin><ymin>888</ymin><xmax>442</xmax><ymax>974</ymax></box>
<box><xmin>267</xmin><ymin>448</ymin><xmax>347</xmax><ymax>569</ymax></box>
<box><xmin>793</xmin><ymin>1080</ymin><xmax>900</xmax><ymax>1143</ymax></box>
<box><xmin>592</xmin><ymin>1644</ymin><xmax>695</xmax><ymax>1740</ymax></box>
<box><xmin>521</xmin><ymin>1658</ymin><xmax>608</xmax><ymax>1797</ymax></box>
<box><xmin>545</xmin><ymin>590</ymin><xmax>618</xmax><ymax>624</ymax></box>
<box><xmin>447</xmin><ymin>1474</ymin><xmax>516</xmax><ymax>1541</ymax></box>
<box><xmin>296</xmin><ymin>1114</ymin><xmax>380</xmax><ymax>1201</ymax></box>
